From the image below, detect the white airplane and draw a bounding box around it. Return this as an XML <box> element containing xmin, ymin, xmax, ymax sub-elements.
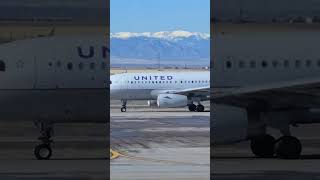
<box><xmin>0</xmin><ymin>35</ymin><xmax>108</xmax><ymax>160</ymax></box>
<box><xmin>212</xmin><ymin>24</ymin><xmax>320</xmax><ymax>159</ymax></box>
<box><xmin>110</xmin><ymin>71</ymin><xmax>210</xmax><ymax>112</ymax></box>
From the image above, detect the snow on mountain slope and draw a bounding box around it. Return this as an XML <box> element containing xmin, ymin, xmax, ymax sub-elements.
<box><xmin>111</xmin><ymin>30</ymin><xmax>209</xmax><ymax>40</ymax></box>
<box><xmin>111</xmin><ymin>30</ymin><xmax>210</xmax><ymax>62</ymax></box>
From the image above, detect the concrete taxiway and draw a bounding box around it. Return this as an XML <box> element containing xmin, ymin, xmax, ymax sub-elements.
<box><xmin>212</xmin><ymin>125</ymin><xmax>320</xmax><ymax>180</ymax></box>
<box><xmin>0</xmin><ymin>122</ymin><xmax>108</xmax><ymax>180</ymax></box>
<box><xmin>110</xmin><ymin>100</ymin><xmax>210</xmax><ymax>180</ymax></box>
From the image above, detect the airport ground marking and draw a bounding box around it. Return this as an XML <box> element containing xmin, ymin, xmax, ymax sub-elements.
<box><xmin>110</xmin><ymin>148</ymin><xmax>208</xmax><ymax>166</ymax></box>
<box><xmin>110</xmin><ymin>149</ymin><xmax>123</xmax><ymax>160</ymax></box>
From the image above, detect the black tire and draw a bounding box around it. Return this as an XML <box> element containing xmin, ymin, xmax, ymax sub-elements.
<box><xmin>250</xmin><ymin>134</ymin><xmax>275</xmax><ymax>158</ymax></box>
<box><xmin>188</xmin><ymin>104</ymin><xmax>196</xmax><ymax>112</ymax></box>
<box><xmin>275</xmin><ymin>136</ymin><xmax>302</xmax><ymax>159</ymax></box>
<box><xmin>34</xmin><ymin>144</ymin><xmax>52</xmax><ymax>160</ymax></box>
<box><xmin>121</xmin><ymin>107</ymin><xmax>126</xmax><ymax>112</ymax></box>
<box><xmin>196</xmin><ymin>105</ymin><xmax>205</xmax><ymax>112</ymax></box>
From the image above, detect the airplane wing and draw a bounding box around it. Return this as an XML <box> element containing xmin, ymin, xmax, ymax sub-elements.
<box><xmin>165</xmin><ymin>86</ymin><xmax>210</xmax><ymax>100</ymax></box>
<box><xmin>213</xmin><ymin>77</ymin><xmax>320</xmax><ymax>109</ymax></box>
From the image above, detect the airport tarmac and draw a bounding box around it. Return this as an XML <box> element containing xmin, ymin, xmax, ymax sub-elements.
<box><xmin>0</xmin><ymin>122</ymin><xmax>108</xmax><ymax>180</ymax></box>
<box><xmin>212</xmin><ymin>125</ymin><xmax>320</xmax><ymax>180</ymax></box>
<box><xmin>110</xmin><ymin>100</ymin><xmax>210</xmax><ymax>180</ymax></box>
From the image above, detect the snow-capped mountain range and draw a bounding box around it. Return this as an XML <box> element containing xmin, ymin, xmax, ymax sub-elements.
<box><xmin>111</xmin><ymin>30</ymin><xmax>210</xmax><ymax>66</ymax></box>
<box><xmin>111</xmin><ymin>30</ymin><xmax>210</xmax><ymax>41</ymax></box>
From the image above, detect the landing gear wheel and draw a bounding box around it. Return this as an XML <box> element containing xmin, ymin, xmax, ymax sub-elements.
<box><xmin>275</xmin><ymin>136</ymin><xmax>302</xmax><ymax>159</ymax></box>
<box><xmin>188</xmin><ymin>104</ymin><xmax>196</xmax><ymax>112</ymax></box>
<box><xmin>121</xmin><ymin>107</ymin><xmax>127</xmax><ymax>112</ymax></box>
<box><xmin>250</xmin><ymin>134</ymin><xmax>275</xmax><ymax>158</ymax></box>
<box><xmin>34</xmin><ymin>144</ymin><xmax>52</xmax><ymax>160</ymax></box>
<box><xmin>196</xmin><ymin>104</ymin><xmax>205</xmax><ymax>112</ymax></box>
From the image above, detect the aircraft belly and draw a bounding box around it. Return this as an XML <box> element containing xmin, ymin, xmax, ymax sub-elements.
<box><xmin>0</xmin><ymin>89</ymin><xmax>108</xmax><ymax>123</ymax></box>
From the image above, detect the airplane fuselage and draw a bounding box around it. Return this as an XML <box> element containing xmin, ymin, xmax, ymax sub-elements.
<box><xmin>0</xmin><ymin>36</ymin><xmax>108</xmax><ymax>123</ymax></box>
<box><xmin>110</xmin><ymin>71</ymin><xmax>210</xmax><ymax>100</ymax></box>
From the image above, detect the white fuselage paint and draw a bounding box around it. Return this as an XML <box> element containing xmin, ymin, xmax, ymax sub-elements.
<box><xmin>110</xmin><ymin>71</ymin><xmax>209</xmax><ymax>100</ymax></box>
<box><xmin>213</xmin><ymin>25</ymin><xmax>320</xmax><ymax>92</ymax></box>
<box><xmin>211</xmin><ymin>24</ymin><xmax>320</xmax><ymax>144</ymax></box>
<box><xmin>0</xmin><ymin>35</ymin><xmax>108</xmax><ymax>123</ymax></box>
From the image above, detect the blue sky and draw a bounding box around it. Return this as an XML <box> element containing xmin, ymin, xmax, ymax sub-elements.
<box><xmin>111</xmin><ymin>0</ymin><xmax>210</xmax><ymax>33</ymax></box>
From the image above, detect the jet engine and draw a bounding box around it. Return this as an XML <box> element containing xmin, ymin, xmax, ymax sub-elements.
<box><xmin>212</xmin><ymin>104</ymin><xmax>248</xmax><ymax>144</ymax></box>
<box><xmin>157</xmin><ymin>94</ymin><xmax>188</xmax><ymax>108</ymax></box>
<box><xmin>147</xmin><ymin>100</ymin><xmax>158</xmax><ymax>107</ymax></box>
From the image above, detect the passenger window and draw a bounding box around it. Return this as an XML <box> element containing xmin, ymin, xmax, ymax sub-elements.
<box><xmin>226</xmin><ymin>61</ymin><xmax>232</xmax><ymax>68</ymax></box>
<box><xmin>67</xmin><ymin>62</ymin><xmax>73</xmax><ymax>70</ymax></box>
<box><xmin>306</xmin><ymin>59</ymin><xmax>311</xmax><ymax>67</ymax></box>
<box><xmin>261</xmin><ymin>61</ymin><xmax>268</xmax><ymax>68</ymax></box>
<box><xmin>0</xmin><ymin>60</ymin><xmax>5</xmax><ymax>71</ymax></box>
<box><xmin>295</xmin><ymin>60</ymin><xmax>301</xmax><ymax>68</ymax></box>
<box><xmin>284</xmin><ymin>60</ymin><xmax>289</xmax><ymax>67</ymax></box>
<box><xmin>56</xmin><ymin>61</ymin><xmax>61</xmax><ymax>68</ymax></box>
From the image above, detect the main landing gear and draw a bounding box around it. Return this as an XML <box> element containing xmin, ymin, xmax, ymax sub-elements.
<box><xmin>250</xmin><ymin>134</ymin><xmax>302</xmax><ymax>159</ymax></box>
<box><xmin>188</xmin><ymin>103</ymin><xmax>205</xmax><ymax>112</ymax></box>
<box><xmin>34</xmin><ymin>120</ymin><xmax>54</xmax><ymax>160</ymax></box>
<box><xmin>121</xmin><ymin>100</ymin><xmax>127</xmax><ymax>112</ymax></box>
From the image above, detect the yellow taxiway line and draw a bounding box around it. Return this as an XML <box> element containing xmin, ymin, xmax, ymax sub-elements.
<box><xmin>110</xmin><ymin>148</ymin><xmax>208</xmax><ymax>166</ymax></box>
<box><xmin>110</xmin><ymin>149</ymin><xmax>123</xmax><ymax>160</ymax></box>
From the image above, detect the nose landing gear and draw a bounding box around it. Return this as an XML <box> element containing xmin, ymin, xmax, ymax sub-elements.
<box><xmin>121</xmin><ymin>100</ymin><xmax>127</xmax><ymax>112</ymax></box>
<box><xmin>34</xmin><ymin>120</ymin><xmax>54</xmax><ymax>160</ymax></box>
<box><xmin>34</xmin><ymin>144</ymin><xmax>52</xmax><ymax>160</ymax></box>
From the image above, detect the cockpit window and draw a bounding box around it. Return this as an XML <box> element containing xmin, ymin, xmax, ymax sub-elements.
<box><xmin>0</xmin><ymin>60</ymin><xmax>5</xmax><ymax>71</ymax></box>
